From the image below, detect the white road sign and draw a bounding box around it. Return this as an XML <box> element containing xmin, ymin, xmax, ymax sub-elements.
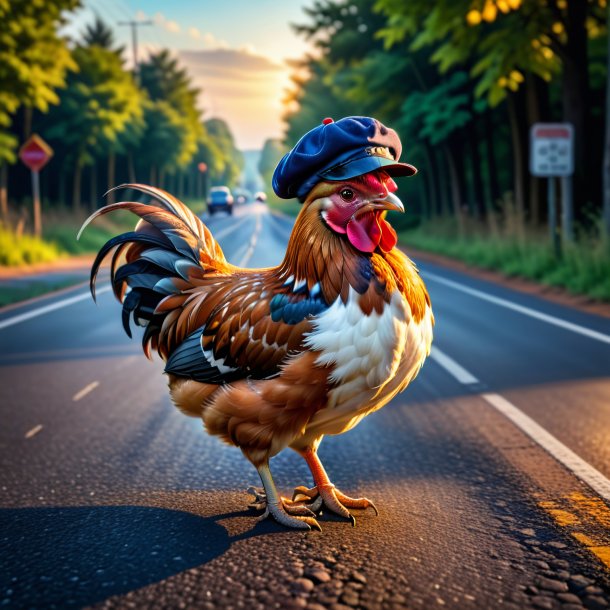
<box><xmin>530</xmin><ymin>123</ymin><xmax>574</xmax><ymax>177</ymax></box>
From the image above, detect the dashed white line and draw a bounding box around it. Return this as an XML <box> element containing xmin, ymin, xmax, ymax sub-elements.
<box><xmin>24</xmin><ymin>425</ymin><xmax>43</xmax><ymax>439</ymax></box>
<box><xmin>431</xmin><ymin>346</ymin><xmax>610</xmax><ymax>504</ymax></box>
<box><xmin>212</xmin><ymin>215</ymin><xmax>251</xmax><ymax>241</ymax></box>
<box><xmin>429</xmin><ymin>348</ymin><xmax>479</xmax><ymax>385</ymax></box>
<box><xmin>72</xmin><ymin>381</ymin><xmax>100</xmax><ymax>402</ymax></box>
<box><xmin>0</xmin><ymin>285</ymin><xmax>111</xmax><ymax>331</ymax></box>
<box><xmin>237</xmin><ymin>213</ymin><xmax>263</xmax><ymax>267</ymax></box>
<box><xmin>424</xmin><ymin>272</ymin><xmax>610</xmax><ymax>345</ymax></box>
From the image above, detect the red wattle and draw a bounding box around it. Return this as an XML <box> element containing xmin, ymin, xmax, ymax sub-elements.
<box><xmin>379</xmin><ymin>218</ymin><xmax>398</xmax><ymax>252</ymax></box>
<box><xmin>346</xmin><ymin>211</ymin><xmax>381</xmax><ymax>253</ymax></box>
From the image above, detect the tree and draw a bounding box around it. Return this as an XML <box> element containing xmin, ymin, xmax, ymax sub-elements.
<box><xmin>602</xmin><ymin>3</ymin><xmax>610</xmax><ymax>242</ymax></box>
<box><xmin>82</xmin><ymin>15</ymin><xmax>123</xmax><ymax>53</ymax></box>
<box><xmin>80</xmin><ymin>16</ymin><xmax>138</xmax><ymax>203</ymax></box>
<box><xmin>204</xmin><ymin>118</ymin><xmax>244</xmax><ymax>188</ymax></box>
<box><xmin>374</xmin><ymin>0</ymin><xmax>608</xmax><ymax>235</ymax></box>
<box><xmin>258</xmin><ymin>138</ymin><xmax>287</xmax><ymax>188</ymax></box>
<box><xmin>42</xmin><ymin>44</ymin><xmax>143</xmax><ymax>211</ymax></box>
<box><xmin>0</xmin><ymin>0</ymin><xmax>79</xmax><ymax>219</ymax></box>
<box><xmin>140</xmin><ymin>49</ymin><xmax>203</xmax><ymax>185</ymax></box>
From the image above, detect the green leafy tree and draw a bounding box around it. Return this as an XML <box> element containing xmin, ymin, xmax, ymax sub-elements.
<box><xmin>42</xmin><ymin>44</ymin><xmax>143</xmax><ymax>211</ymax></box>
<box><xmin>374</xmin><ymin>0</ymin><xmax>608</xmax><ymax>234</ymax></box>
<box><xmin>258</xmin><ymin>138</ymin><xmax>287</xmax><ymax>188</ymax></box>
<box><xmin>204</xmin><ymin>118</ymin><xmax>244</xmax><ymax>188</ymax></box>
<box><xmin>139</xmin><ymin>50</ymin><xmax>203</xmax><ymax>178</ymax></box>
<box><xmin>0</xmin><ymin>0</ymin><xmax>79</xmax><ymax>218</ymax></box>
<box><xmin>82</xmin><ymin>15</ymin><xmax>123</xmax><ymax>53</ymax></box>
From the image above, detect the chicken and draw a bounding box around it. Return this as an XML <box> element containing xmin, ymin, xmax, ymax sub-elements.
<box><xmin>82</xmin><ymin>116</ymin><xmax>433</xmax><ymax>531</ymax></box>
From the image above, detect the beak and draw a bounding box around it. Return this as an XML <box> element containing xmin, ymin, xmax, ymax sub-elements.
<box><xmin>367</xmin><ymin>192</ymin><xmax>405</xmax><ymax>214</ymax></box>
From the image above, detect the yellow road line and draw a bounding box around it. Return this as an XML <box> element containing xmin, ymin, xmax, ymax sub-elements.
<box><xmin>539</xmin><ymin>494</ymin><xmax>610</xmax><ymax>571</ymax></box>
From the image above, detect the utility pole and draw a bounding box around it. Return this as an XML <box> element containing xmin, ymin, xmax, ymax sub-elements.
<box><xmin>118</xmin><ymin>19</ymin><xmax>153</xmax><ymax>83</ymax></box>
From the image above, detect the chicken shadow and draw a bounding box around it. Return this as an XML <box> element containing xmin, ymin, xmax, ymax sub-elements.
<box><xmin>0</xmin><ymin>504</ymin><xmax>237</xmax><ymax>609</ymax></box>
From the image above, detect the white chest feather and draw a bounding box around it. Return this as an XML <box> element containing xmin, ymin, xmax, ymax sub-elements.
<box><xmin>302</xmin><ymin>287</ymin><xmax>433</xmax><ymax>438</ymax></box>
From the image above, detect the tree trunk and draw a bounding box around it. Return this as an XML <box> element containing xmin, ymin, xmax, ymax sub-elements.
<box><xmin>90</xmin><ymin>162</ymin><xmax>97</xmax><ymax>211</ymax></box>
<box><xmin>58</xmin><ymin>168</ymin><xmax>66</xmax><ymax>209</ymax></box>
<box><xmin>159</xmin><ymin>169</ymin><xmax>165</xmax><ymax>190</ymax></box>
<box><xmin>435</xmin><ymin>148</ymin><xmax>451</xmax><ymax>216</ymax></box>
<box><xmin>128</xmin><ymin>152</ymin><xmax>136</xmax><ymax>183</ymax></box>
<box><xmin>0</xmin><ymin>162</ymin><xmax>8</xmax><ymax>221</ymax></box>
<box><xmin>507</xmin><ymin>94</ymin><xmax>526</xmax><ymax>238</ymax></box>
<box><xmin>107</xmin><ymin>152</ymin><xmax>116</xmax><ymax>205</ymax></box>
<box><xmin>483</xmin><ymin>110</ymin><xmax>501</xmax><ymax>206</ymax></box>
<box><xmin>421</xmin><ymin>143</ymin><xmax>438</xmax><ymax>219</ymax></box>
<box><xmin>603</xmin><ymin>0</ymin><xmax>610</xmax><ymax>239</ymax></box>
<box><xmin>467</xmin><ymin>123</ymin><xmax>486</xmax><ymax>221</ymax></box>
<box><xmin>562</xmin><ymin>0</ymin><xmax>589</xmax><ymax>231</ymax></box>
<box><xmin>178</xmin><ymin>171</ymin><xmax>185</xmax><ymax>199</ymax></box>
<box><xmin>443</xmin><ymin>144</ymin><xmax>465</xmax><ymax>235</ymax></box>
<box><xmin>525</xmin><ymin>74</ymin><xmax>544</xmax><ymax>226</ymax></box>
<box><xmin>23</xmin><ymin>107</ymin><xmax>33</xmax><ymax>140</ymax></box>
<box><xmin>73</xmin><ymin>160</ymin><xmax>83</xmax><ymax>212</ymax></box>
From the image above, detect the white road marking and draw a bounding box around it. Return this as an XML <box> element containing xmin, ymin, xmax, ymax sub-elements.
<box><xmin>25</xmin><ymin>424</ymin><xmax>43</xmax><ymax>439</ymax></box>
<box><xmin>72</xmin><ymin>381</ymin><xmax>100</xmax><ymax>402</ymax></box>
<box><xmin>432</xmin><ymin>346</ymin><xmax>610</xmax><ymax>503</ymax></box>
<box><xmin>212</xmin><ymin>215</ymin><xmax>251</xmax><ymax>241</ymax></box>
<box><xmin>429</xmin><ymin>348</ymin><xmax>479</xmax><ymax>385</ymax></box>
<box><xmin>483</xmin><ymin>393</ymin><xmax>610</xmax><ymax>502</ymax></box>
<box><xmin>424</xmin><ymin>272</ymin><xmax>610</xmax><ymax>345</ymax></box>
<box><xmin>237</xmin><ymin>213</ymin><xmax>263</xmax><ymax>267</ymax></box>
<box><xmin>0</xmin><ymin>285</ymin><xmax>111</xmax><ymax>331</ymax></box>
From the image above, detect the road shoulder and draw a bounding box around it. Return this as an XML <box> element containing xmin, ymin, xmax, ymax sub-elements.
<box><xmin>403</xmin><ymin>245</ymin><xmax>610</xmax><ymax>319</ymax></box>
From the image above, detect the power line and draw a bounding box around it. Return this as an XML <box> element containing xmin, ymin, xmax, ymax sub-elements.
<box><xmin>118</xmin><ymin>19</ymin><xmax>153</xmax><ymax>80</ymax></box>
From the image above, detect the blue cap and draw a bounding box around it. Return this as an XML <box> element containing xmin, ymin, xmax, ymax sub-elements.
<box><xmin>272</xmin><ymin>116</ymin><xmax>417</xmax><ymax>201</ymax></box>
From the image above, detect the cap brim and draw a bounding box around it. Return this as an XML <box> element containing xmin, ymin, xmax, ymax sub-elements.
<box><xmin>319</xmin><ymin>154</ymin><xmax>417</xmax><ymax>181</ymax></box>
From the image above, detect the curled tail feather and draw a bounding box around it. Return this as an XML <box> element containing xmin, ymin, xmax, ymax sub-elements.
<box><xmin>79</xmin><ymin>184</ymin><xmax>228</xmax><ymax>359</ymax></box>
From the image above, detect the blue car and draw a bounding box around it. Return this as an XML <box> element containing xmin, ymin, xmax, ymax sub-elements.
<box><xmin>207</xmin><ymin>186</ymin><xmax>234</xmax><ymax>215</ymax></box>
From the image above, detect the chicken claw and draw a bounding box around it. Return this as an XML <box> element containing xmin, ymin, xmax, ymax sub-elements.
<box><xmin>249</xmin><ymin>469</ymin><xmax>322</xmax><ymax>531</ymax></box>
<box><xmin>290</xmin><ymin>448</ymin><xmax>379</xmax><ymax>524</ymax></box>
<box><xmin>289</xmin><ymin>483</ymin><xmax>378</xmax><ymax>524</ymax></box>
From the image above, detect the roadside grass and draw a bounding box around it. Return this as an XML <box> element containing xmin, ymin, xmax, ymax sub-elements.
<box><xmin>1</xmin><ymin>205</ymin><xmax>146</xmax><ymax>267</ymax></box>
<box><xmin>0</xmin><ymin>225</ymin><xmax>62</xmax><ymax>266</ymax></box>
<box><xmin>45</xmin><ymin>208</ymin><xmax>135</xmax><ymax>255</ymax></box>
<box><xmin>401</xmin><ymin>217</ymin><xmax>610</xmax><ymax>302</ymax></box>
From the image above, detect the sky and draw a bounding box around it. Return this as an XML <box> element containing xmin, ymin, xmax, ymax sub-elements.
<box><xmin>63</xmin><ymin>0</ymin><xmax>316</xmax><ymax>150</ymax></box>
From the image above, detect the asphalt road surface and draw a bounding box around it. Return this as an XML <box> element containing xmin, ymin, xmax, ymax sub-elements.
<box><xmin>1</xmin><ymin>201</ymin><xmax>610</xmax><ymax>610</ymax></box>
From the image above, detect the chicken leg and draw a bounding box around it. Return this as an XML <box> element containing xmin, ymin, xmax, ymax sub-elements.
<box><xmin>289</xmin><ymin>448</ymin><xmax>378</xmax><ymax>525</ymax></box>
<box><xmin>248</xmin><ymin>463</ymin><xmax>321</xmax><ymax>531</ymax></box>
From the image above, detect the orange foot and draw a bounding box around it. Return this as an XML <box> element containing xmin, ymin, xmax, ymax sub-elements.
<box><xmin>287</xmin><ymin>483</ymin><xmax>379</xmax><ymax>525</ymax></box>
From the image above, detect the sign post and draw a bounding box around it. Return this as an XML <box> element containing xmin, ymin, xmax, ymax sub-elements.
<box><xmin>530</xmin><ymin>123</ymin><xmax>574</xmax><ymax>257</ymax></box>
<box><xmin>18</xmin><ymin>134</ymin><xmax>54</xmax><ymax>237</ymax></box>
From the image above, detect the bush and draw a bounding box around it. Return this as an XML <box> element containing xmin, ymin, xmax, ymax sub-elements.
<box><xmin>401</xmin><ymin>216</ymin><xmax>610</xmax><ymax>302</ymax></box>
<box><xmin>0</xmin><ymin>225</ymin><xmax>62</xmax><ymax>266</ymax></box>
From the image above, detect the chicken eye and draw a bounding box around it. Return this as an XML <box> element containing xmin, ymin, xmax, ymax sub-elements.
<box><xmin>340</xmin><ymin>188</ymin><xmax>354</xmax><ymax>202</ymax></box>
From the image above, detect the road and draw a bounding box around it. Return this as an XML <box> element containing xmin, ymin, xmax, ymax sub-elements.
<box><xmin>1</xmin><ymin>201</ymin><xmax>610</xmax><ymax>610</ymax></box>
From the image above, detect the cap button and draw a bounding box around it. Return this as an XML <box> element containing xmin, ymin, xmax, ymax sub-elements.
<box><xmin>322</xmin><ymin>117</ymin><xmax>334</xmax><ymax>125</ymax></box>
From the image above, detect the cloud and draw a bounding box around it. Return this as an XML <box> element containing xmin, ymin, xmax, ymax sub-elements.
<box><xmin>178</xmin><ymin>48</ymin><xmax>291</xmax><ymax>149</ymax></box>
<box><xmin>180</xmin><ymin>48</ymin><xmax>284</xmax><ymax>75</ymax></box>
<box><xmin>151</xmin><ymin>12</ymin><xmax>180</xmax><ymax>34</ymax></box>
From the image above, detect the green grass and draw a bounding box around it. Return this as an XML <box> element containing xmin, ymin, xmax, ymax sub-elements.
<box><xmin>0</xmin><ymin>226</ymin><xmax>63</xmax><ymax>266</ymax></box>
<box><xmin>0</xmin><ymin>206</ymin><xmax>140</xmax><ymax>268</ymax></box>
<box><xmin>401</xmin><ymin>218</ymin><xmax>610</xmax><ymax>302</ymax></box>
